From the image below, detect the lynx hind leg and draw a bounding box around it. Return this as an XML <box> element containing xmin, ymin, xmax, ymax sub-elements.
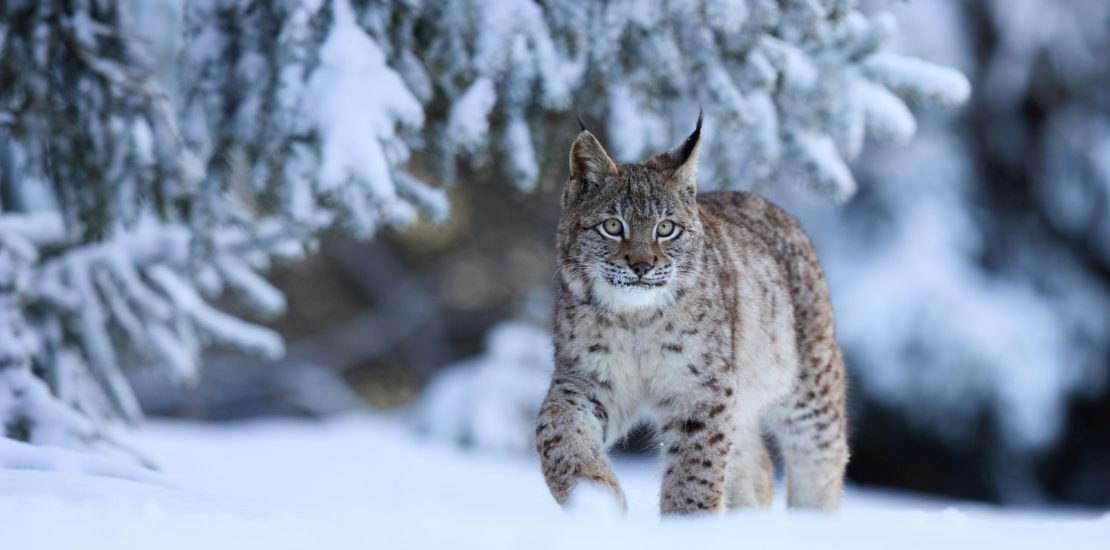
<box><xmin>724</xmin><ymin>428</ymin><xmax>774</xmax><ymax>509</ymax></box>
<box><xmin>767</xmin><ymin>355</ymin><xmax>849</xmax><ymax>511</ymax></box>
<box><xmin>767</xmin><ymin>402</ymin><xmax>848</xmax><ymax>511</ymax></box>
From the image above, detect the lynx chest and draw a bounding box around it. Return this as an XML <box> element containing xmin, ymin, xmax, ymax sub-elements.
<box><xmin>578</xmin><ymin>311</ymin><xmax>708</xmax><ymax>408</ymax></box>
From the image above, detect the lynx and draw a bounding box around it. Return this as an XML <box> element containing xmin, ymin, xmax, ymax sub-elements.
<box><xmin>535</xmin><ymin>114</ymin><xmax>849</xmax><ymax>515</ymax></box>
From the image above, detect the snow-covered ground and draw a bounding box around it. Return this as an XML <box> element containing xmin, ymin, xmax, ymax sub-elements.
<box><xmin>1</xmin><ymin>414</ymin><xmax>1106</xmax><ymax>549</ymax></box>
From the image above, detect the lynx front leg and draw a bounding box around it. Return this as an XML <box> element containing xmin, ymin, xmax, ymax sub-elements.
<box><xmin>535</xmin><ymin>374</ymin><xmax>626</xmax><ymax>511</ymax></box>
<box><xmin>657</xmin><ymin>402</ymin><xmax>735</xmax><ymax>515</ymax></box>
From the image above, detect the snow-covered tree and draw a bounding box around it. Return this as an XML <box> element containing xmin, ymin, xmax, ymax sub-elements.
<box><xmin>0</xmin><ymin>0</ymin><xmax>966</xmax><ymax>456</ymax></box>
<box><xmin>0</xmin><ymin>0</ymin><xmax>299</xmax><ymax>456</ymax></box>
<box><xmin>775</xmin><ymin>0</ymin><xmax>1110</xmax><ymax>503</ymax></box>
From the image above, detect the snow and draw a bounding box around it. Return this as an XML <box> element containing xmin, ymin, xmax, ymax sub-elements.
<box><xmin>790</xmin><ymin>131</ymin><xmax>857</xmax><ymax>203</ymax></box>
<box><xmin>791</xmin><ymin>125</ymin><xmax>1106</xmax><ymax>451</ymax></box>
<box><xmin>502</xmin><ymin>113</ymin><xmax>540</xmax><ymax>190</ymax></box>
<box><xmin>863</xmin><ymin>53</ymin><xmax>971</xmax><ymax>107</ymax></box>
<box><xmin>0</xmin><ymin>438</ymin><xmax>164</xmax><ymax>486</ymax></box>
<box><xmin>214</xmin><ymin>256</ymin><xmax>287</xmax><ymax>318</ymax></box>
<box><xmin>147</xmin><ymin>265</ymin><xmax>285</xmax><ymax>361</ymax></box>
<box><xmin>704</xmin><ymin>0</ymin><xmax>748</xmax><ymax>35</ymax></box>
<box><xmin>447</xmin><ymin>77</ymin><xmax>497</xmax><ymax>154</ymax></box>
<box><xmin>1</xmin><ymin>415</ymin><xmax>1106</xmax><ymax>549</ymax></box>
<box><xmin>606</xmin><ymin>84</ymin><xmax>669</xmax><ymax>162</ymax></box>
<box><xmin>302</xmin><ymin>0</ymin><xmax>425</xmax><ymax>231</ymax></box>
<box><xmin>415</xmin><ymin>322</ymin><xmax>552</xmax><ymax>454</ymax></box>
<box><xmin>861</xmin><ymin>80</ymin><xmax>916</xmax><ymax>143</ymax></box>
<box><xmin>0</xmin><ymin>212</ymin><xmax>66</xmax><ymax>246</ymax></box>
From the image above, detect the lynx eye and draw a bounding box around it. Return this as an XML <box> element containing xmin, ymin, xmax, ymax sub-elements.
<box><xmin>600</xmin><ymin>218</ymin><xmax>624</xmax><ymax>238</ymax></box>
<box><xmin>656</xmin><ymin>220</ymin><xmax>677</xmax><ymax>239</ymax></box>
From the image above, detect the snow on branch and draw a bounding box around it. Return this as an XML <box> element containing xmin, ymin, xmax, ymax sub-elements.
<box><xmin>384</xmin><ymin>0</ymin><xmax>970</xmax><ymax>199</ymax></box>
<box><xmin>864</xmin><ymin>53</ymin><xmax>972</xmax><ymax>107</ymax></box>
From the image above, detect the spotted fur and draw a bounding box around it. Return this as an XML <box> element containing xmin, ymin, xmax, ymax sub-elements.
<box><xmin>536</xmin><ymin>116</ymin><xmax>849</xmax><ymax>515</ymax></box>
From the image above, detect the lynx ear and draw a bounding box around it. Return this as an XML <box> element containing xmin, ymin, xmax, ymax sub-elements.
<box><xmin>564</xmin><ymin>129</ymin><xmax>618</xmax><ymax>208</ymax></box>
<box><xmin>649</xmin><ymin>110</ymin><xmax>702</xmax><ymax>200</ymax></box>
<box><xmin>569</xmin><ymin>130</ymin><xmax>617</xmax><ymax>182</ymax></box>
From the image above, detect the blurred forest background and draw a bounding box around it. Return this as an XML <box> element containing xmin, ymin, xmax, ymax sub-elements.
<box><xmin>2</xmin><ymin>0</ymin><xmax>1108</xmax><ymax>510</ymax></box>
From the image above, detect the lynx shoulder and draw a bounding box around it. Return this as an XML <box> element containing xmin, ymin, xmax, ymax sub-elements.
<box><xmin>536</xmin><ymin>114</ymin><xmax>849</xmax><ymax>515</ymax></box>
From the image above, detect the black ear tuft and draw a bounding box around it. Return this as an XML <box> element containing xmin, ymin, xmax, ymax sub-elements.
<box><xmin>674</xmin><ymin>107</ymin><xmax>703</xmax><ymax>167</ymax></box>
<box><xmin>664</xmin><ymin>109</ymin><xmax>703</xmax><ymax>198</ymax></box>
<box><xmin>648</xmin><ymin>108</ymin><xmax>704</xmax><ymax>172</ymax></box>
<box><xmin>642</xmin><ymin>110</ymin><xmax>703</xmax><ymax>197</ymax></box>
<box><xmin>576</xmin><ymin>113</ymin><xmax>589</xmax><ymax>133</ymax></box>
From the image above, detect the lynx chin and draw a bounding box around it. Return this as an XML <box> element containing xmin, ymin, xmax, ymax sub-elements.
<box><xmin>535</xmin><ymin>113</ymin><xmax>849</xmax><ymax>515</ymax></box>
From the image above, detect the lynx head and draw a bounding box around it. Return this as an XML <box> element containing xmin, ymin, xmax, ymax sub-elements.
<box><xmin>556</xmin><ymin>113</ymin><xmax>705</xmax><ymax>312</ymax></box>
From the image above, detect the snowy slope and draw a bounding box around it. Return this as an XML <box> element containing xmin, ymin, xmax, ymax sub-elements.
<box><xmin>0</xmin><ymin>415</ymin><xmax>1106</xmax><ymax>549</ymax></box>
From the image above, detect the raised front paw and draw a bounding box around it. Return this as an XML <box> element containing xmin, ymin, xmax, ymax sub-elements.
<box><xmin>543</xmin><ymin>454</ymin><xmax>627</xmax><ymax>513</ymax></box>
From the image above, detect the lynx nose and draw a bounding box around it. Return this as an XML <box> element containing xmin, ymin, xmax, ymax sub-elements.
<box><xmin>625</xmin><ymin>253</ymin><xmax>656</xmax><ymax>278</ymax></box>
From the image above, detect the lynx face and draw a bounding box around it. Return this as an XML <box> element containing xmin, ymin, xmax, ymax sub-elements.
<box><xmin>559</xmin><ymin>165</ymin><xmax>703</xmax><ymax>310</ymax></box>
<box><xmin>557</xmin><ymin>116</ymin><xmax>705</xmax><ymax>311</ymax></box>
